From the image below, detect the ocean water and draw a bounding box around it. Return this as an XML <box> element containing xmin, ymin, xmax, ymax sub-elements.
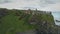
<box><xmin>52</xmin><ymin>12</ymin><xmax>60</xmax><ymax>26</ymax></box>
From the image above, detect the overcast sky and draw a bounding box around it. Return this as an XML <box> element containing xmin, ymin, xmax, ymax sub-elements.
<box><xmin>0</xmin><ymin>0</ymin><xmax>60</xmax><ymax>12</ymax></box>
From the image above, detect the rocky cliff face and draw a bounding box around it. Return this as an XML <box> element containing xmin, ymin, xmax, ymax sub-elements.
<box><xmin>0</xmin><ymin>8</ymin><xmax>58</xmax><ymax>34</ymax></box>
<box><xmin>27</xmin><ymin>10</ymin><xmax>56</xmax><ymax>34</ymax></box>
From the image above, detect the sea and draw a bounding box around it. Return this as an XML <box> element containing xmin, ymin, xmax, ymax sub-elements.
<box><xmin>52</xmin><ymin>12</ymin><xmax>60</xmax><ymax>26</ymax></box>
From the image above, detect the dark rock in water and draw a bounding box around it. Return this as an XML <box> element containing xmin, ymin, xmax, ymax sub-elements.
<box><xmin>56</xmin><ymin>20</ymin><xmax>60</xmax><ymax>22</ymax></box>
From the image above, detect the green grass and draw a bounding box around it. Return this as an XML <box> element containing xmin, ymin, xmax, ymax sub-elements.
<box><xmin>0</xmin><ymin>9</ymin><xmax>55</xmax><ymax>34</ymax></box>
<box><xmin>0</xmin><ymin>12</ymin><xmax>35</xmax><ymax>34</ymax></box>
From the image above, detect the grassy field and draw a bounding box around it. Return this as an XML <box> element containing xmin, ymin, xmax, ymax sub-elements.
<box><xmin>0</xmin><ymin>9</ymin><xmax>55</xmax><ymax>34</ymax></box>
<box><xmin>0</xmin><ymin>10</ymin><xmax>35</xmax><ymax>34</ymax></box>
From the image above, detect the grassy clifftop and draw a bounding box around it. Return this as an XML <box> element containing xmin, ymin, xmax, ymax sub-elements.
<box><xmin>0</xmin><ymin>8</ymin><xmax>56</xmax><ymax>34</ymax></box>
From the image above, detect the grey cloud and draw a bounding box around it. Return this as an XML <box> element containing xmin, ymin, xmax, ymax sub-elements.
<box><xmin>39</xmin><ymin>0</ymin><xmax>60</xmax><ymax>7</ymax></box>
<box><xmin>31</xmin><ymin>0</ymin><xmax>60</xmax><ymax>8</ymax></box>
<box><xmin>0</xmin><ymin>0</ymin><xmax>11</xmax><ymax>4</ymax></box>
